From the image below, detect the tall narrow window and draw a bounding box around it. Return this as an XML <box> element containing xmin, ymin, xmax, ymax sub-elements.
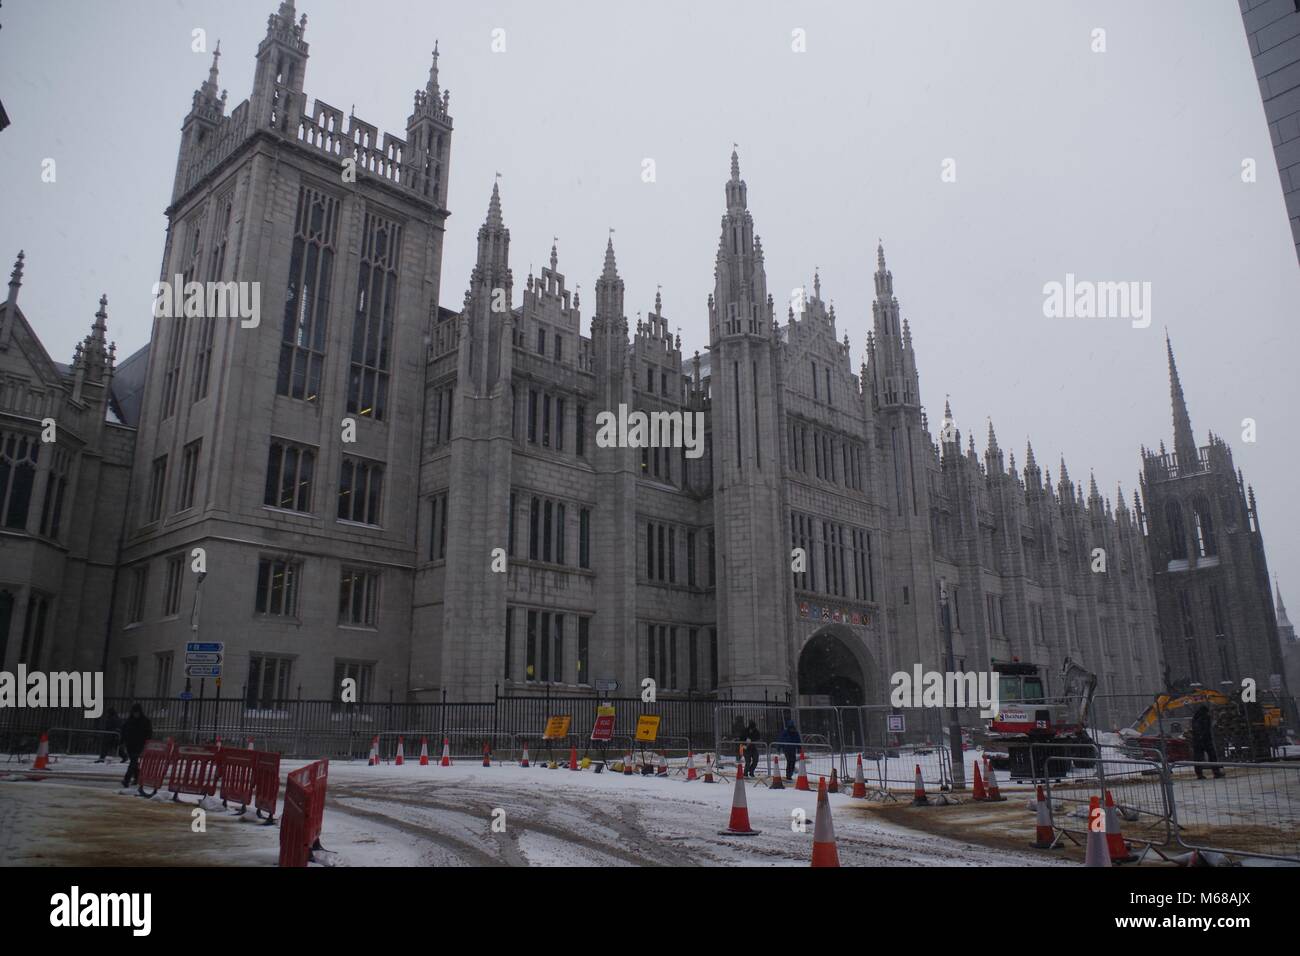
<box><xmin>163</xmin><ymin>212</ymin><xmax>204</xmax><ymax>417</ymax></box>
<box><xmin>177</xmin><ymin>439</ymin><xmax>201</xmax><ymax>512</ymax></box>
<box><xmin>647</xmin><ymin>522</ymin><xmax>656</xmax><ymax>580</ymax></box>
<box><xmin>542</xmin><ymin>394</ymin><xmax>552</xmax><ymax>447</ymax></box>
<box><xmin>528</xmin><ymin>389</ymin><xmax>538</xmax><ymax>443</ymax></box>
<box><xmin>576</xmin><ymin>404</ymin><xmax>586</xmax><ymax>457</ymax></box>
<box><xmin>1166</xmin><ymin>501</ymin><xmax>1188</xmax><ymax>560</ymax></box>
<box><xmin>338</xmin><ymin>456</ymin><xmax>384</xmax><ymax>525</ymax></box>
<box><xmin>707</xmin><ymin>530</ymin><xmax>716</xmax><ymax>586</ymax></box>
<box><xmin>555</xmin><ymin>398</ymin><xmax>565</xmax><ymax>451</ymax></box>
<box><xmin>668</xmin><ymin>527</ymin><xmax>676</xmax><ymax>583</ymax></box>
<box><xmin>543</xmin><ymin>500</ymin><xmax>553</xmax><ymax>562</ymax></box>
<box><xmin>38</xmin><ymin>446</ymin><xmax>69</xmax><ymax>538</ymax></box>
<box><xmin>508</xmin><ymin>492</ymin><xmax>517</xmax><ymax>557</ymax></box>
<box><xmin>146</xmin><ymin>455</ymin><xmax>168</xmax><ymax>524</ymax></box>
<box><xmin>526</xmin><ymin>610</ymin><xmax>538</xmax><ymax>682</ymax></box>
<box><xmin>579</xmin><ymin>508</ymin><xmax>591</xmax><ymax>569</ymax></box>
<box><xmin>339</xmin><ymin>568</ymin><xmax>380</xmax><ymax>626</ymax></box>
<box><xmin>577</xmin><ymin>616</ymin><xmax>589</xmax><ymax>685</ymax></box>
<box><xmin>255</xmin><ymin>559</ymin><xmax>300</xmax><ymax>616</ymax></box>
<box><xmin>555</xmin><ymin>503</ymin><xmax>567</xmax><ymax>564</ymax></box>
<box><xmin>348</xmin><ymin>213</ymin><xmax>401</xmax><ymax>420</ymax></box>
<box><xmin>193</xmin><ymin>196</ymin><xmax>232</xmax><ymax>403</ymax></box>
<box><xmin>687</xmin><ymin>531</ymin><xmax>696</xmax><ymax>586</ymax></box>
<box><xmin>278</xmin><ymin>187</ymin><xmax>340</xmax><ymax>402</ymax></box>
<box><xmin>504</xmin><ymin>607</ymin><xmax>514</xmax><ymax>680</ymax></box>
<box><xmin>529</xmin><ymin>497</ymin><xmax>540</xmax><ymax>560</ymax></box>
<box><xmin>162</xmin><ymin>555</ymin><xmax>184</xmax><ymax>617</ymax></box>
<box><xmin>264</xmin><ymin>441</ymin><xmax>315</xmax><ymax>513</ymax></box>
<box><xmin>127</xmin><ymin>566</ymin><xmax>149</xmax><ymax>624</ymax></box>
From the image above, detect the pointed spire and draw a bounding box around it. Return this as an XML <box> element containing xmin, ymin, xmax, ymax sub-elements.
<box><xmin>200</xmin><ymin>40</ymin><xmax>222</xmax><ymax>101</ymax></box>
<box><xmin>986</xmin><ymin>419</ymin><xmax>1000</xmax><ymax>456</ymax></box>
<box><xmin>427</xmin><ymin>41</ymin><xmax>441</xmax><ymax>97</ymax></box>
<box><xmin>1165</xmin><ymin>331</ymin><xmax>1198</xmax><ymax>469</ymax></box>
<box><xmin>877</xmin><ymin>241</ymin><xmax>886</xmax><ymax>272</ymax></box>
<box><xmin>1276</xmin><ymin>576</ymin><xmax>1294</xmax><ymax>630</ymax></box>
<box><xmin>1025</xmin><ymin>439</ymin><xmax>1037</xmax><ymax>470</ymax></box>
<box><xmin>602</xmin><ymin>234</ymin><xmax>618</xmax><ymax>280</ymax></box>
<box><xmin>7</xmin><ymin>250</ymin><xmax>23</xmax><ymax>295</ymax></box>
<box><xmin>1088</xmin><ymin>471</ymin><xmax>1101</xmax><ymax>505</ymax></box>
<box><xmin>549</xmin><ymin>236</ymin><xmax>558</xmax><ymax>273</ymax></box>
<box><xmin>654</xmin><ymin>285</ymin><xmax>662</xmax><ymax>314</ymax></box>
<box><xmin>486</xmin><ymin>178</ymin><xmax>504</xmax><ymax>228</ymax></box>
<box><xmin>730</xmin><ymin>143</ymin><xmax>740</xmax><ymax>181</ymax></box>
<box><xmin>813</xmin><ymin>267</ymin><xmax>821</xmax><ymax>301</ymax></box>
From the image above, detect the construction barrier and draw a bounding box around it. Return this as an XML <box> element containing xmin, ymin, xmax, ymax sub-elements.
<box><xmin>253</xmin><ymin>750</ymin><xmax>281</xmax><ymax>822</ymax></box>
<box><xmin>279</xmin><ymin>773</ymin><xmax>312</xmax><ymax>867</ymax></box>
<box><xmin>1167</xmin><ymin>760</ymin><xmax>1300</xmax><ymax>863</ymax></box>
<box><xmin>137</xmin><ymin>738</ymin><xmax>175</xmax><ymax>796</ymax></box>
<box><xmin>218</xmin><ymin>750</ymin><xmax>257</xmax><ymax>811</ymax></box>
<box><xmin>167</xmin><ymin>745</ymin><xmax>221</xmax><ymax>802</ymax></box>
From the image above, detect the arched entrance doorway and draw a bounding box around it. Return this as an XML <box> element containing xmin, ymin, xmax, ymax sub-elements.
<box><xmin>797</xmin><ymin>627</ymin><xmax>872</xmax><ymax>706</ymax></box>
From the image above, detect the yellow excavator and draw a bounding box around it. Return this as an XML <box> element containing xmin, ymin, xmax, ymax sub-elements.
<box><xmin>1120</xmin><ymin>689</ymin><xmax>1283</xmax><ymax>762</ymax></box>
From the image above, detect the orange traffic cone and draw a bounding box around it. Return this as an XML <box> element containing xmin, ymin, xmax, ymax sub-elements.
<box><xmin>440</xmin><ymin>737</ymin><xmax>451</xmax><ymax>767</ymax></box>
<box><xmin>395</xmin><ymin>736</ymin><xmax>405</xmax><ymax>766</ymax></box>
<box><xmin>483</xmin><ymin>743</ymin><xmax>492</xmax><ymax>768</ymax></box>
<box><xmin>1085</xmin><ymin>796</ymin><xmax>1112</xmax><ymax>866</ymax></box>
<box><xmin>419</xmin><ymin>737</ymin><xmax>430</xmax><ymax>766</ymax></box>
<box><xmin>569</xmin><ymin>744</ymin><xmax>579</xmax><ymax>771</ymax></box>
<box><xmin>769</xmin><ymin>752</ymin><xmax>785</xmax><ymax>790</ymax></box>
<box><xmin>737</xmin><ymin>747</ymin><xmax>747</xmax><ymax>780</ymax></box>
<box><xmin>828</xmin><ymin>767</ymin><xmax>840</xmax><ymax>794</ymax></box>
<box><xmin>795</xmin><ymin>751</ymin><xmax>810</xmax><ymax>791</ymax></box>
<box><xmin>656</xmin><ymin>752</ymin><xmax>668</xmax><ymax>777</ymax></box>
<box><xmin>851</xmin><ymin>754</ymin><xmax>866</xmax><ymax>799</ymax></box>
<box><xmin>983</xmin><ymin>756</ymin><xmax>1005</xmax><ymax>802</ymax></box>
<box><xmin>1104</xmin><ymin>791</ymin><xmax>1136</xmax><ymax>862</ymax></box>
<box><xmin>685</xmin><ymin>751</ymin><xmax>697</xmax><ymax>781</ymax></box>
<box><xmin>32</xmin><ymin>732</ymin><xmax>50</xmax><ymax>771</ymax></box>
<box><xmin>703</xmin><ymin>754</ymin><xmax>715</xmax><ymax>783</ymax></box>
<box><xmin>520</xmin><ymin>744</ymin><xmax>530</xmax><ymax>768</ymax></box>
<box><xmin>1031</xmin><ymin>785</ymin><xmax>1057</xmax><ymax>849</ymax></box>
<box><xmin>971</xmin><ymin>760</ymin><xmax>987</xmax><ymax>801</ymax></box>
<box><xmin>367</xmin><ymin>736</ymin><xmax>379</xmax><ymax>766</ymax></box>
<box><xmin>911</xmin><ymin>764</ymin><xmax>929</xmax><ymax>806</ymax></box>
<box><xmin>811</xmin><ymin>777</ymin><xmax>840</xmax><ymax>867</ymax></box>
<box><xmin>719</xmin><ymin>757</ymin><xmax>761</xmax><ymax>835</ymax></box>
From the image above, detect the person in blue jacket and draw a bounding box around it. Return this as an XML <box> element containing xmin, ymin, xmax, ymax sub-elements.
<box><xmin>776</xmin><ymin>719</ymin><xmax>801</xmax><ymax>780</ymax></box>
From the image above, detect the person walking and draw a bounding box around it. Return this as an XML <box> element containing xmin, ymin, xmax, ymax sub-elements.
<box><xmin>776</xmin><ymin>719</ymin><xmax>801</xmax><ymax>780</ymax></box>
<box><xmin>1191</xmin><ymin>704</ymin><xmax>1225</xmax><ymax>779</ymax></box>
<box><xmin>743</xmin><ymin>720</ymin><xmax>761</xmax><ymax>778</ymax></box>
<box><xmin>95</xmin><ymin>708</ymin><xmax>122</xmax><ymax>763</ymax></box>
<box><xmin>119</xmin><ymin>703</ymin><xmax>153</xmax><ymax>790</ymax></box>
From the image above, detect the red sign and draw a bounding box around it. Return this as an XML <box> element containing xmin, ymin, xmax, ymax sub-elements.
<box><xmin>591</xmin><ymin>706</ymin><xmax>616</xmax><ymax>742</ymax></box>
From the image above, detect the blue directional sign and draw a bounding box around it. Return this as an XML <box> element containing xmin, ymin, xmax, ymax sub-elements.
<box><xmin>186</xmin><ymin>642</ymin><xmax>224</xmax><ymax>653</ymax></box>
<box><xmin>179</xmin><ymin>691</ymin><xmax>194</xmax><ymax>701</ymax></box>
<box><xmin>185</xmin><ymin>665</ymin><xmax>222</xmax><ymax>678</ymax></box>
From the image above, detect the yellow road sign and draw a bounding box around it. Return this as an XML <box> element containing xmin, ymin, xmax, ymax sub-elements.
<box><xmin>635</xmin><ymin>715</ymin><xmax>661</xmax><ymax>742</ymax></box>
<box><xmin>543</xmin><ymin>715</ymin><xmax>572</xmax><ymax>740</ymax></box>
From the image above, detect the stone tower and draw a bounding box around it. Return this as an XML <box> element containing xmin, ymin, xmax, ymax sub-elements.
<box><xmin>114</xmin><ymin>1</ymin><xmax>453</xmax><ymax>706</ymax></box>
<box><xmin>707</xmin><ymin>150</ymin><xmax>789</xmax><ymax>698</ymax></box>
<box><xmin>1140</xmin><ymin>336</ymin><xmax>1289</xmax><ymax>697</ymax></box>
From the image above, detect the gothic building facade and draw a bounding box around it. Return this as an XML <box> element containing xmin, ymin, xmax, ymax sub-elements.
<box><xmin>2</xmin><ymin>3</ymin><xmax>1291</xmax><ymax>726</ymax></box>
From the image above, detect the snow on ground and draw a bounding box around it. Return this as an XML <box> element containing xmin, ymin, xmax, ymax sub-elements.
<box><xmin>1</xmin><ymin>753</ymin><xmax>1068</xmax><ymax>867</ymax></box>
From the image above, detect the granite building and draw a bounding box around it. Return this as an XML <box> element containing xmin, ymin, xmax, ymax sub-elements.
<box><xmin>3</xmin><ymin>3</ymin><xmax>1291</xmax><ymax>726</ymax></box>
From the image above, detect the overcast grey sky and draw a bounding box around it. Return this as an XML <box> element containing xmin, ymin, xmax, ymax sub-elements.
<box><xmin>3</xmin><ymin>1</ymin><xmax>1298</xmax><ymax>605</ymax></box>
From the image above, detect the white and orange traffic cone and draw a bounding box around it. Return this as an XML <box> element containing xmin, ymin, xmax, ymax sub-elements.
<box><xmin>1085</xmin><ymin>796</ymin><xmax>1112</xmax><ymax>867</ymax></box>
<box><xmin>811</xmin><ymin>776</ymin><xmax>840</xmax><ymax>867</ymax></box>
<box><xmin>419</xmin><ymin>737</ymin><xmax>430</xmax><ymax>766</ymax></box>
<box><xmin>770</xmin><ymin>752</ymin><xmax>785</xmax><ymax>790</ymax></box>
<box><xmin>911</xmin><ymin>764</ymin><xmax>929</xmax><ymax>806</ymax></box>
<box><xmin>983</xmin><ymin>756</ymin><xmax>1005</xmax><ymax>802</ymax></box>
<box><xmin>569</xmin><ymin>744</ymin><xmax>579</xmax><ymax>771</ymax></box>
<box><xmin>440</xmin><ymin>737</ymin><xmax>451</xmax><ymax>767</ymax></box>
<box><xmin>32</xmin><ymin>732</ymin><xmax>50</xmax><ymax>771</ymax></box>
<box><xmin>520</xmin><ymin>744</ymin><xmax>530</xmax><ymax>768</ymax></box>
<box><xmin>703</xmin><ymin>754</ymin><xmax>715</xmax><ymax>783</ymax></box>
<box><xmin>483</xmin><ymin>743</ymin><xmax>492</xmax><ymax>768</ymax></box>
<box><xmin>851</xmin><ymin>754</ymin><xmax>867</xmax><ymax>799</ymax></box>
<box><xmin>685</xmin><ymin>751</ymin><xmax>697</xmax><ymax>781</ymax></box>
<box><xmin>719</xmin><ymin>757</ymin><xmax>761</xmax><ymax>835</ymax></box>
<box><xmin>828</xmin><ymin>767</ymin><xmax>840</xmax><ymax>794</ymax></box>
<box><xmin>656</xmin><ymin>752</ymin><xmax>668</xmax><ymax>777</ymax></box>
<box><xmin>971</xmin><ymin>760</ymin><xmax>988</xmax><ymax>801</ymax></box>
<box><xmin>1104</xmin><ymin>790</ymin><xmax>1136</xmax><ymax>862</ymax></box>
<box><xmin>624</xmin><ymin>751</ymin><xmax>635</xmax><ymax>776</ymax></box>
<box><xmin>395</xmin><ymin>736</ymin><xmax>405</xmax><ymax>766</ymax></box>
<box><xmin>1030</xmin><ymin>785</ymin><xmax>1057</xmax><ymax>849</ymax></box>
<box><xmin>367</xmin><ymin>736</ymin><xmax>379</xmax><ymax>766</ymax></box>
<box><xmin>795</xmin><ymin>751</ymin><xmax>811</xmax><ymax>792</ymax></box>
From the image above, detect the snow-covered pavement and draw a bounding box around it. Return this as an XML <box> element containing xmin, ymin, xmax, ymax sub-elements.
<box><xmin>2</xmin><ymin>755</ymin><xmax>1069</xmax><ymax>866</ymax></box>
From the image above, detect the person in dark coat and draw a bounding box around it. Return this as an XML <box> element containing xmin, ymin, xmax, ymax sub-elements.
<box><xmin>95</xmin><ymin>708</ymin><xmax>122</xmax><ymax>763</ymax></box>
<box><xmin>1191</xmin><ymin>704</ymin><xmax>1224</xmax><ymax>779</ymax></box>
<box><xmin>776</xmin><ymin>719</ymin><xmax>801</xmax><ymax>780</ymax></box>
<box><xmin>119</xmin><ymin>703</ymin><xmax>153</xmax><ymax>789</ymax></box>
<box><xmin>743</xmin><ymin>720</ymin><xmax>761</xmax><ymax>777</ymax></box>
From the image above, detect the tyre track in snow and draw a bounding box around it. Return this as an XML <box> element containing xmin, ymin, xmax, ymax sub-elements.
<box><xmin>328</xmin><ymin>780</ymin><xmax>693</xmax><ymax>866</ymax></box>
